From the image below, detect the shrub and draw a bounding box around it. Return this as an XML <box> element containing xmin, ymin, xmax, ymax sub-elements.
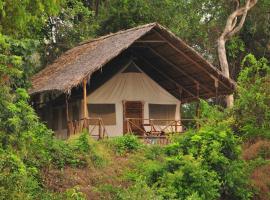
<box><xmin>0</xmin><ymin>151</ymin><xmax>41</xmax><ymax>200</ymax></box>
<box><xmin>73</xmin><ymin>133</ymin><xmax>107</xmax><ymax>167</ymax></box>
<box><xmin>143</xmin><ymin>145</ymin><xmax>164</xmax><ymax>160</ymax></box>
<box><xmin>64</xmin><ymin>186</ymin><xmax>87</xmax><ymax>200</ymax></box>
<box><xmin>139</xmin><ymin>101</ymin><xmax>253</xmax><ymax>200</ymax></box>
<box><xmin>99</xmin><ymin>179</ymin><xmax>162</xmax><ymax>200</ymax></box>
<box><xmin>109</xmin><ymin>134</ymin><xmax>142</xmax><ymax>155</ymax></box>
<box><xmin>234</xmin><ymin>54</ymin><xmax>270</xmax><ymax>139</ymax></box>
<box><xmin>172</xmin><ymin>134</ymin><xmax>250</xmax><ymax>197</ymax></box>
<box><xmin>49</xmin><ymin>139</ymin><xmax>87</xmax><ymax>169</ymax></box>
<box><xmin>157</xmin><ymin>155</ymin><xmax>221</xmax><ymax>200</ymax></box>
<box><xmin>50</xmin><ymin>133</ymin><xmax>105</xmax><ymax>168</ymax></box>
<box><xmin>117</xmin><ymin>178</ymin><xmax>162</xmax><ymax>200</ymax></box>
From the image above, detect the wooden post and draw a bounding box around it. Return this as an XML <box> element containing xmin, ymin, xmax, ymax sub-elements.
<box><xmin>99</xmin><ymin>119</ymin><xmax>102</xmax><ymax>139</ymax></box>
<box><xmin>66</xmin><ymin>95</ymin><xmax>70</xmax><ymax>137</ymax></box>
<box><xmin>82</xmin><ymin>78</ymin><xmax>88</xmax><ymax>131</ymax></box>
<box><xmin>83</xmin><ymin>78</ymin><xmax>87</xmax><ymax>119</ymax></box>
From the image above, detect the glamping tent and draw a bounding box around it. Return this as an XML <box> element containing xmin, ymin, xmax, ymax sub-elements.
<box><xmin>30</xmin><ymin>23</ymin><xmax>236</xmax><ymax>139</ymax></box>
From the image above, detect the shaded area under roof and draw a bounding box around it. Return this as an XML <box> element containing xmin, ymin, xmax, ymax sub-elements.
<box><xmin>29</xmin><ymin>23</ymin><xmax>236</xmax><ymax>103</ymax></box>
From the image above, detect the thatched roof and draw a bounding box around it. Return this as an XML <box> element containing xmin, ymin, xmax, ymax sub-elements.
<box><xmin>30</xmin><ymin>23</ymin><xmax>236</xmax><ymax>102</ymax></box>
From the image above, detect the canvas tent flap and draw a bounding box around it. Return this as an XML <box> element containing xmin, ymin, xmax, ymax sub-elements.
<box><xmin>87</xmin><ymin>71</ymin><xmax>179</xmax><ymax>104</ymax></box>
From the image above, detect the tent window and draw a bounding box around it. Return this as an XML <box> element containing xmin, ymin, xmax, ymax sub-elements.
<box><xmin>52</xmin><ymin>108</ymin><xmax>59</xmax><ymax>131</ymax></box>
<box><xmin>88</xmin><ymin>104</ymin><xmax>116</xmax><ymax>125</ymax></box>
<box><xmin>149</xmin><ymin>104</ymin><xmax>176</xmax><ymax>125</ymax></box>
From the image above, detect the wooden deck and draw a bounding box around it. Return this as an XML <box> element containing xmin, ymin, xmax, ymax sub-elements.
<box><xmin>67</xmin><ymin>118</ymin><xmax>198</xmax><ymax>144</ymax></box>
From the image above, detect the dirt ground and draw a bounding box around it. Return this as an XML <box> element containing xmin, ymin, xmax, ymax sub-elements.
<box><xmin>42</xmin><ymin>155</ymin><xmax>132</xmax><ymax>199</ymax></box>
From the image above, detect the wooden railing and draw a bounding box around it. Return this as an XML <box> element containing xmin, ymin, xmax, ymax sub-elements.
<box><xmin>67</xmin><ymin>117</ymin><xmax>199</xmax><ymax>144</ymax></box>
<box><xmin>125</xmin><ymin>118</ymin><xmax>199</xmax><ymax>145</ymax></box>
<box><xmin>125</xmin><ymin>118</ymin><xmax>185</xmax><ymax>135</ymax></box>
<box><xmin>67</xmin><ymin>118</ymin><xmax>107</xmax><ymax>139</ymax></box>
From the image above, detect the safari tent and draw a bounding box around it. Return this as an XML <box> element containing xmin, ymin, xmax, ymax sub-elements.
<box><xmin>29</xmin><ymin>23</ymin><xmax>236</xmax><ymax>139</ymax></box>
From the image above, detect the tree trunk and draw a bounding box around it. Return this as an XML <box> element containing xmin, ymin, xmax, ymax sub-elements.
<box><xmin>217</xmin><ymin>0</ymin><xmax>257</xmax><ymax>108</ymax></box>
<box><xmin>217</xmin><ymin>37</ymin><xmax>234</xmax><ymax>107</ymax></box>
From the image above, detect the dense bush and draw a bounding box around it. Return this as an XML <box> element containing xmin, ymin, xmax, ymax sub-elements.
<box><xmin>129</xmin><ymin>102</ymin><xmax>253</xmax><ymax>200</ymax></box>
<box><xmin>157</xmin><ymin>155</ymin><xmax>221</xmax><ymax>200</ymax></box>
<box><xmin>234</xmin><ymin>54</ymin><xmax>270</xmax><ymax>139</ymax></box>
<box><xmin>0</xmin><ymin>151</ymin><xmax>40</xmax><ymax>200</ymax></box>
<box><xmin>108</xmin><ymin>134</ymin><xmax>142</xmax><ymax>155</ymax></box>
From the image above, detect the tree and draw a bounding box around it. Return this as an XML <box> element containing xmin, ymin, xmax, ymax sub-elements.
<box><xmin>41</xmin><ymin>0</ymin><xmax>97</xmax><ymax>65</ymax></box>
<box><xmin>217</xmin><ymin>0</ymin><xmax>258</xmax><ymax>107</ymax></box>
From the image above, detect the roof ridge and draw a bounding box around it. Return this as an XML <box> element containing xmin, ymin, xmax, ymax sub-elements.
<box><xmin>79</xmin><ymin>22</ymin><xmax>157</xmax><ymax>46</ymax></box>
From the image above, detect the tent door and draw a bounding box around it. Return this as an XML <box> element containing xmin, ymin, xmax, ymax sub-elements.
<box><xmin>123</xmin><ymin>101</ymin><xmax>144</xmax><ymax>135</ymax></box>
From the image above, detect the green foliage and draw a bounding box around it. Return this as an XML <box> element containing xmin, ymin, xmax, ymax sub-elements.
<box><xmin>0</xmin><ymin>151</ymin><xmax>40</xmax><ymax>200</ymax></box>
<box><xmin>234</xmin><ymin>54</ymin><xmax>270</xmax><ymax>138</ymax></box>
<box><xmin>98</xmin><ymin>179</ymin><xmax>162</xmax><ymax>200</ymax></box>
<box><xmin>97</xmin><ymin>0</ymin><xmax>223</xmax><ymax>56</ymax></box>
<box><xmin>1</xmin><ymin>0</ymin><xmax>270</xmax><ymax>199</ymax></box>
<box><xmin>70</xmin><ymin>133</ymin><xmax>107</xmax><ymax>167</ymax></box>
<box><xmin>63</xmin><ymin>186</ymin><xmax>87</xmax><ymax>200</ymax></box>
<box><xmin>50</xmin><ymin>133</ymin><xmax>107</xmax><ymax>168</ymax></box>
<box><xmin>0</xmin><ymin>0</ymin><xmax>61</xmax><ymax>37</ymax></box>
<box><xmin>171</xmin><ymin>103</ymin><xmax>251</xmax><ymax>200</ymax></box>
<box><xmin>108</xmin><ymin>134</ymin><xmax>142</xmax><ymax>155</ymax></box>
<box><xmin>143</xmin><ymin>145</ymin><xmax>164</xmax><ymax>160</ymax></box>
<box><xmin>157</xmin><ymin>155</ymin><xmax>220</xmax><ymax>200</ymax></box>
<box><xmin>42</xmin><ymin>0</ymin><xmax>98</xmax><ymax>64</ymax></box>
<box><xmin>117</xmin><ymin>178</ymin><xmax>162</xmax><ymax>200</ymax></box>
<box><xmin>49</xmin><ymin>139</ymin><xmax>87</xmax><ymax>168</ymax></box>
<box><xmin>128</xmin><ymin>102</ymin><xmax>252</xmax><ymax>200</ymax></box>
<box><xmin>227</xmin><ymin>36</ymin><xmax>245</xmax><ymax>59</ymax></box>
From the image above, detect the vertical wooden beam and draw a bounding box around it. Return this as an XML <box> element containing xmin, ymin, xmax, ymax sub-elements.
<box><xmin>65</xmin><ymin>95</ymin><xmax>70</xmax><ymax>137</ymax></box>
<box><xmin>178</xmin><ymin>86</ymin><xmax>182</xmax><ymax>133</ymax></box>
<box><xmin>98</xmin><ymin>119</ymin><xmax>102</xmax><ymax>139</ymax></box>
<box><xmin>83</xmin><ymin>78</ymin><xmax>87</xmax><ymax>119</ymax></box>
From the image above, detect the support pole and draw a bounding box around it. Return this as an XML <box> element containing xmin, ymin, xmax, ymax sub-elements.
<box><xmin>83</xmin><ymin>78</ymin><xmax>88</xmax><ymax>131</ymax></box>
<box><xmin>66</xmin><ymin>95</ymin><xmax>70</xmax><ymax>137</ymax></box>
<box><xmin>83</xmin><ymin>78</ymin><xmax>87</xmax><ymax>119</ymax></box>
<box><xmin>178</xmin><ymin>86</ymin><xmax>182</xmax><ymax>133</ymax></box>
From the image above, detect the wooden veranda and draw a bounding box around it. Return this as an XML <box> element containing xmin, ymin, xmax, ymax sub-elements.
<box><xmin>67</xmin><ymin>116</ymin><xmax>198</xmax><ymax>144</ymax></box>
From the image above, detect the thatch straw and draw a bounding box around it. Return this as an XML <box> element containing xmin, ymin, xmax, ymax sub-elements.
<box><xmin>29</xmin><ymin>23</ymin><xmax>236</xmax><ymax>102</ymax></box>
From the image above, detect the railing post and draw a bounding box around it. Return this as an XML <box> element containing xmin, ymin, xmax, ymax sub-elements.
<box><xmin>99</xmin><ymin>119</ymin><xmax>102</xmax><ymax>139</ymax></box>
<box><xmin>126</xmin><ymin>119</ymin><xmax>129</xmax><ymax>133</ymax></box>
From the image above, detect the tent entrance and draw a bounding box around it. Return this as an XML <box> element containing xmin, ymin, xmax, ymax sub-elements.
<box><xmin>123</xmin><ymin>101</ymin><xmax>144</xmax><ymax>135</ymax></box>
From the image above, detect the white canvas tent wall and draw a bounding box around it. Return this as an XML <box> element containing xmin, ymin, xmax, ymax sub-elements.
<box><xmin>85</xmin><ymin>62</ymin><xmax>181</xmax><ymax>137</ymax></box>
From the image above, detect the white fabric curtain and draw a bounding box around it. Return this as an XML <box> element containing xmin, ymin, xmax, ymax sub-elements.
<box><xmin>88</xmin><ymin>104</ymin><xmax>116</xmax><ymax>125</ymax></box>
<box><xmin>149</xmin><ymin>104</ymin><xmax>176</xmax><ymax>125</ymax></box>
